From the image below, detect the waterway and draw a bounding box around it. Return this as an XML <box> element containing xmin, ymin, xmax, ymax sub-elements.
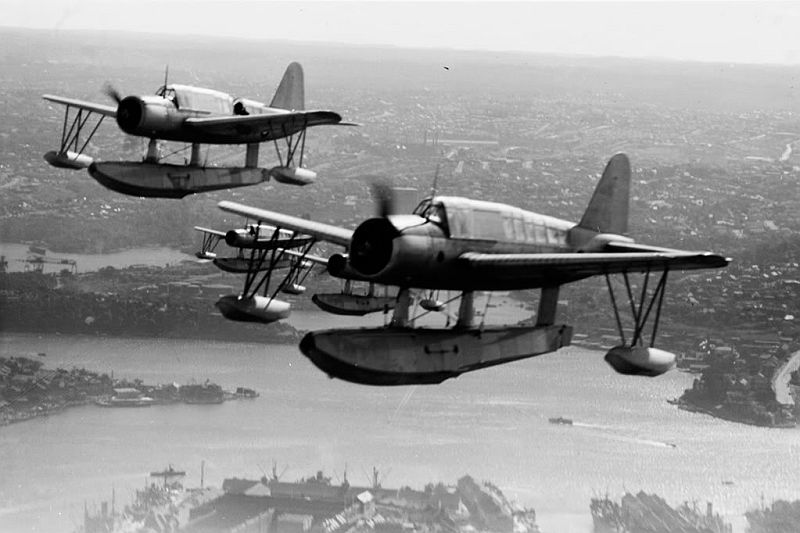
<box><xmin>0</xmin><ymin>318</ymin><xmax>798</xmax><ymax>533</ymax></box>
<box><xmin>0</xmin><ymin>243</ymin><xmax>193</xmax><ymax>273</ymax></box>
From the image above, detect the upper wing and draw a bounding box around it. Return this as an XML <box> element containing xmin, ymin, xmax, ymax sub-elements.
<box><xmin>282</xmin><ymin>248</ymin><xmax>329</xmax><ymax>266</ymax></box>
<box><xmin>193</xmin><ymin>226</ymin><xmax>226</xmax><ymax>238</ymax></box>
<box><xmin>218</xmin><ymin>201</ymin><xmax>353</xmax><ymax>247</ymax></box>
<box><xmin>43</xmin><ymin>95</ymin><xmax>117</xmax><ymax>117</ymax></box>
<box><xmin>185</xmin><ymin>110</ymin><xmax>343</xmax><ymax>139</ymax></box>
<box><xmin>461</xmin><ymin>247</ymin><xmax>729</xmax><ymax>280</ymax></box>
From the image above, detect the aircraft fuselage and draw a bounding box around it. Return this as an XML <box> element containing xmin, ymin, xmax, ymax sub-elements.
<box><xmin>116</xmin><ymin>93</ymin><xmax>301</xmax><ymax>144</ymax></box>
<box><xmin>327</xmin><ymin>196</ymin><xmax>595</xmax><ymax>291</ymax></box>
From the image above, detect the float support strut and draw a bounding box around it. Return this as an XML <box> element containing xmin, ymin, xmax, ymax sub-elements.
<box><xmin>190</xmin><ymin>143</ymin><xmax>202</xmax><ymax>166</ymax></box>
<box><xmin>390</xmin><ymin>288</ymin><xmax>412</xmax><ymax>327</ymax></box>
<box><xmin>245</xmin><ymin>143</ymin><xmax>259</xmax><ymax>168</ymax></box>
<box><xmin>456</xmin><ymin>291</ymin><xmax>475</xmax><ymax>329</ymax></box>
<box><xmin>536</xmin><ymin>286</ymin><xmax>559</xmax><ymax>327</ymax></box>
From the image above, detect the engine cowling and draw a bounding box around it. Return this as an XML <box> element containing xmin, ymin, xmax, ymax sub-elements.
<box><xmin>269</xmin><ymin>166</ymin><xmax>316</xmax><ymax>186</ymax></box>
<box><xmin>116</xmin><ymin>96</ymin><xmax>179</xmax><ymax>136</ymax></box>
<box><xmin>349</xmin><ymin>218</ymin><xmax>400</xmax><ymax>276</ymax></box>
<box><xmin>604</xmin><ymin>345</ymin><xmax>676</xmax><ymax>377</ymax></box>
<box><xmin>215</xmin><ymin>295</ymin><xmax>290</xmax><ymax>324</ymax></box>
<box><xmin>225</xmin><ymin>229</ymin><xmax>258</xmax><ymax>248</ymax></box>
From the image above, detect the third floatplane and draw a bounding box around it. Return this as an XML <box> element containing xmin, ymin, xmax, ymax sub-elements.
<box><xmin>215</xmin><ymin>154</ymin><xmax>729</xmax><ymax>385</ymax></box>
<box><xmin>42</xmin><ymin>62</ymin><xmax>353</xmax><ymax>198</ymax></box>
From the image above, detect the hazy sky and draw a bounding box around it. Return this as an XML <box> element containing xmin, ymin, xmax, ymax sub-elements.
<box><xmin>3</xmin><ymin>1</ymin><xmax>800</xmax><ymax>64</ymax></box>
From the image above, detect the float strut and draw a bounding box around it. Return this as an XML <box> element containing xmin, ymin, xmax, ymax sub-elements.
<box><xmin>390</xmin><ymin>288</ymin><xmax>412</xmax><ymax>327</ymax></box>
<box><xmin>145</xmin><ymin>138</ymin><xmax>159</xmax><ymax>163</ymax></box>
<box><xmin>536</xmin><ymin>286</ymin><xmax>559</xmax><ymax>327</ymax></box>
<box><xmin>190</xmin><ymin>143</ymin><xmax>202</xmax><ymax>166</ymax></box>
<box><xmin>245</xmin><ymin>143</ymin><xmax>259</xmax><ymax>168</ymax></box>
<box><xmin>455</xmin><ymin>291</ymin><xmax>475</xmax><ymax>329</ymax></box>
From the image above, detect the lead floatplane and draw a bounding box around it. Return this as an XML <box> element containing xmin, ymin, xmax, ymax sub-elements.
<box><xmin>43</xmin><ymin>63</ymin><xmax>353</xmax><ymax>197</ymax></box>
<box><xmin>208</xmin><ymin>154</ymin><xmax>730</xmax><ymax>385</ymax></box>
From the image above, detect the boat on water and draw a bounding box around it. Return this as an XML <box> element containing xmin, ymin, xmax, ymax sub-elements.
<box><xmin>150</xmin><ymin>465</ymin><xmax>186</xmax><ymax>479</ymax></box>
<box><xmin>95</xmin><ymin>387</ymin><xmax>155</xmax><ymax>407</ymax></box>
<box><xmin>548</xmin><ymin>416</ymin><xmax>573</xmax><ymax>425</ymax></box>
<box><xmin>235</xmin><ymin>386</ymin><xmax>259</xmax><ymax>399</ymax></box>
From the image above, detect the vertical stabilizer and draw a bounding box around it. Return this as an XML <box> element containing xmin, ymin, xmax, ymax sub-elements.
<box><xmin>270</xmin><ymin>62</ymin><xmax>305</xmax><ymax>111</ymax></box>
<box><xmin>578</xmin><ymin>153</ymin><xmax>630</xmax><ymax>235</ymax></box>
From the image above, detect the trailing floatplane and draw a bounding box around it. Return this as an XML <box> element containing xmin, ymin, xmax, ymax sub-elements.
<box><xmin>42</xmin><ymin>62</ymin><xmax>353</xmax><ymax>198</ymax></box>
<box><xmin>210</xmin><ymin>154</ymin><xmax>729</xmax><ymax>386</ymax></box>
<box><xmin>194</xmin><ymin>222</ymin><xmax>396</xmax><ymax>323</ymax></box>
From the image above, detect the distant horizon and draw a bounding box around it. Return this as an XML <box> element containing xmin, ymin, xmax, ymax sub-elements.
<box><xmin>2</xmin><ymin>1</ymin><xmax>800</xmax><ymax>66</ymax></box>
<box><xmin>3</xmin><ymin>23</ymin><xmax>800</xmax><ymax>70</ymax></box>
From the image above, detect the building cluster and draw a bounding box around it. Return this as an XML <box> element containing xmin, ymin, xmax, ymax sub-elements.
<box><xmin>0</xmin><ymin>355</ymin><xmax>112</xmax><ymax>425</ymax></box>
<box><xmin>590</xmin><ymin>491</ymin><xmax>732</xmax><ymax>533</ymax></box>
<box><xmin>80</xmin><ymin>472</ymin><xmax>539</xmax><ymax>533</ymax></box>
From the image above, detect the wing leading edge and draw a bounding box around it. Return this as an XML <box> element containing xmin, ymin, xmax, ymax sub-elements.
<box><xmin>43</xmin><ymin>95</ymin><xmax>117</xmax><ymax>117</ymax></box>
<box><xmin>217</xmin><ymin>201</ymin><xmax>353</xmax><ymax>247</ymax></box>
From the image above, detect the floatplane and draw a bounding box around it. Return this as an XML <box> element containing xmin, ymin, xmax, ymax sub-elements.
<box><xmin>212</xmin><ymin>154</ymin><xmax>729</xmax><ymax>385</ymax></box>
<box><xmin>42</xmin><ymin>62</ymin><xmax>353</xmax><ymax>198</ymax></box>
<box><xmin>194</xmin><ymin>221</ymin><xmax>396</xmax><ymax>322</ymax></box>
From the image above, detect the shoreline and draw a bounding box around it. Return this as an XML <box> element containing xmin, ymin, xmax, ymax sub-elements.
<box><xmin>771</xmin><ymin>349</ymin><xmax>800</xmax><ymax>404</ymax></box>
<box><xmin>669</xmin><ymin>397</ymin><xmax>796</xmax><ymax>429</ymax></box>
<box><xmin>670</xmin><ymin>350</ymin><xmax>800</xmax><ymax>429</ymax></box>
<box><xmin>0</xmin><ymin>344</ymin><xmax>260</xmax><ymax>428</ymax></box>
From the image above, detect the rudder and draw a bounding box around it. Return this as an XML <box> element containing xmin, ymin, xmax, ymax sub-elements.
<box><xmin>270</xmin><ymin>62</ymin><xmax>305</xmax><ymax>111</ymax></box>
<box><xmin>578</xmin><ymin>153</ymin><xmax>630</xmax><ymax>235</ymax></box>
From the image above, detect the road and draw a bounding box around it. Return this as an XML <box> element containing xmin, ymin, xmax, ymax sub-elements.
<box><xmin>772</xmin><ymin>349</ymin><xmax>800</xmax><ymax>404</ymax></box>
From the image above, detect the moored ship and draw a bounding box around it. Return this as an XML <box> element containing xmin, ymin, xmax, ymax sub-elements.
<box><xmin>95</xmin><ymin>388</ymin><xmax>155</xmax><ymax>407</ymax></box>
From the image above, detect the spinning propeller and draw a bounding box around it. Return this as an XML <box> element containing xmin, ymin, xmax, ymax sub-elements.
<box><xmin>372</xmin><ymin>182</ymin><xmax>397</xmax><ymax>218</ymax></box>
<box><xmin>102</xmin><ymin>82</ymin><xmax>123</xmax><ymax>105</ymax></box>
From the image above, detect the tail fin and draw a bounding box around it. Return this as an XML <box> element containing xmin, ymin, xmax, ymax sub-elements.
<box><xmin>270</xmin><ymin>62</ymin><xmax>305</xmax><ymax>111</ymax></box>
<box><xmin>578</xmin><ymin>153</ymin><xmax>630</xmax><ymax>235</ymax></box>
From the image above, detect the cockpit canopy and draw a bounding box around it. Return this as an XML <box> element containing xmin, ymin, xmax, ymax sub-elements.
<box><xmin>414</xmin><ymin>196</ymin><xmax>571</xmax><ymax>245</ymax></box>
<box><xmin>155</xmin><ymin>84</ymin><xmax>234</xmax><ymax>115</ymax></box>
<box><xmin>412</xmin><ymin>198</ymin><xmax>447</xmax><ymax>226</ymax></box>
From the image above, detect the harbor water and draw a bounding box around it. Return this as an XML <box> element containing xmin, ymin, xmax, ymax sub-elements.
<box><xmin>0</xmin><ymin>316</ymin><xmax>799</xmax><ymax>533</ymax></box>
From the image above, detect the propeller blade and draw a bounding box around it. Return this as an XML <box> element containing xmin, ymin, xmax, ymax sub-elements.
<box><xmin>102</xmin><ymin>82</ymin><xmax>122</xmax><ymax>104</ymax></box>
<box><xmin>372</xmin><ymin>182</ymin><xmax>395</xmax><ymax>218</ymax></box>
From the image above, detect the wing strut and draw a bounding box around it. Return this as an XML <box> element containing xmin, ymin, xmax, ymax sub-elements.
<box><xmin>272</xmin><ymin>116</ymin><xmax>309</xmax><ymax>168</ymax></box>
<box><xmin>197</xmin><ymin>232</ymin><xmax>222</xmax><ymax>259</ymax></box>
<box><xmin>605</xmin><ymin>268</ymin><xmax>669</xmax><ymax>348</ymax></box>
<box><xmin>235</xmin><ymin>223</ymin><xmax>317</xmax><ymax>308</ymax></box>
<box><xmin>44</xmin><ymin>104</ymin><xmax>108</xmax><ymax>169</ymax></box>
